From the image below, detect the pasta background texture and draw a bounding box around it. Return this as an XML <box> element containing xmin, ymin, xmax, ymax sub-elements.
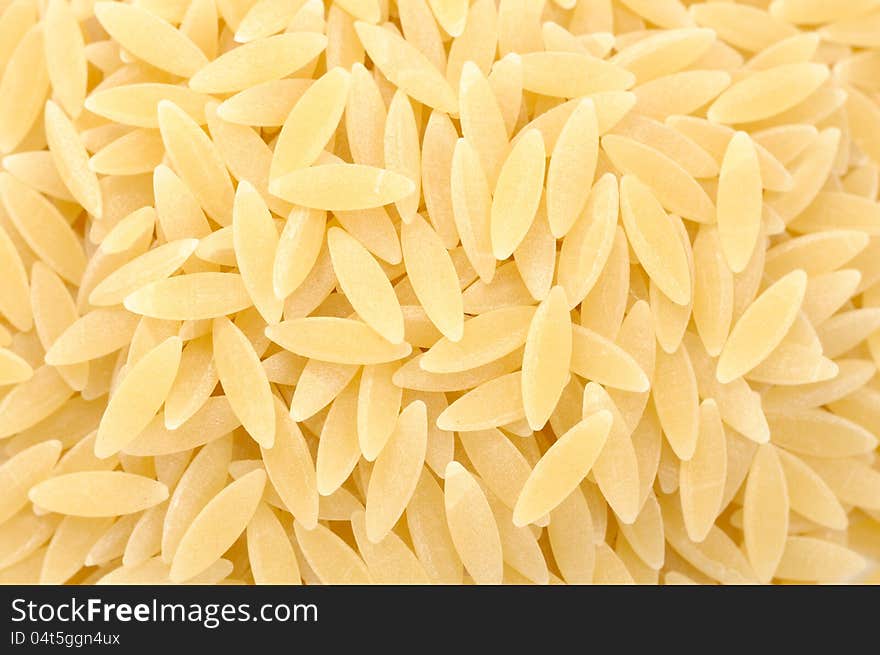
<box><xmin>0</xmin><ymin>0</ymin><xmax>879</xmax><ymax>586</ymax></box>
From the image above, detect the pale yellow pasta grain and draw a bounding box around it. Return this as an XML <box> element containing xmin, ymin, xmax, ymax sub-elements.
<box><xmin>490</xmin><ymin>130</ymin><xmax>545</xmax><ymax>260</ymax></box>
<box><xmin>400</xmin><ymin>214</ymin><xmax>464</xmax><ymax>341</ymax></box>
<box><xmin>612</xmin><ymin>28</ymin><xmax>715</xmax><ymax>84</ymax></box>
<box><xmin>99</xmin><ymin>206</ymin><xmax>155</xmax><ymax>254</ymax></box>
<box><xmin>776</xmin><ymin>537</ymin><xmax>864</xmax><ymax>583</ymax></box>
<box><xmin>2</xmin><ymin>151</ymin><xmax>73</xmax><ymax>202</ymax></box>
<box><xmin>351</xmin><ymin>509</ymin><xmax>430</xmax><ymax>584</ymax></box>
<box><xmin>213</xmin><ymin>317</ymin><xmax>274</xmax><ymax>448</ymax></box>
<box><xmin>514</xmin><ymin>410</ymin><xmax>612</xmax><ymax>527</ymax></box>
<box><xmin>692</xmin><ymin>227</ymin><xmax>734</xmax><ymax>357</ymax></box>
<box><xmin>0</xmin><ymin>26</ymin><xmax>49</xmax><ymax>153</ymax></box>
<box><xmin>593</xmin><ymin>542</ymin><xmax>635</xmax><ymax>584</ymax></box>
<box><xmin>708</xmin><ymin>63</ymin><xmax>829</xmax><ymax>124</ymax></box>
<box><xmin>41</xmin><ymin>517</ymin><xmax>114</xmax><ymax>584</ymax></box>
<box><xmin>289</xmin><ymin>358</ymin><xmax>357</xmax><ymax>422</ymax></box>
<box><xmin>547</xmin><ymin>488</ymin><xmax>595</xmax><ymax>584</ymax></box>
<box><xmin>648</xmin><ymin>215</ymin><xmax>694</xmax><ymax>354</ymax></box>
<box><xmin>652</xmin><ymin>344</ymin><xmax>699</xmax><ymax>461</ymax></box>
<box><xmin>0</xmin><ymin>172</ymin><xmax>87</xmax><ymax>284</ymax></box>
<box><xmin>0</xmin><ymin>0</ymin><xmax>37</xmax><ymax>76</ymax></box>
<box><xmin>717</xmin><ymin>132</ymin><xmax>762</xmax><ymax>273</ymax></box>
<box><xmin>679</xmin><ymin>400</ymin><xmax>727</xmax><ymax>543</ymax></box>
<box><xmin>0</xmin><ymin>223</ymin><xmax>31</xmax><ymax>331</ymax></box>
<box><xmin>189</xmin><ymin>32</ymin><xmax>326</xmax><ymax>94</ymax></box>
<box><xmin>246</xmin><ymin>502</ymin><xmax>301</xmax><ymax>585</ymax></box>
<box><xmin>486</xmin><ymin>53</ymin><xmax>522</xmax><ymax>136</ymax></box>
<box><xmin>0</xmin><ymin>440</ymin><xmax>62</xmax><ymax>524</ymax></box>
<box><xmin>579</xmin><ymin>227</ymin><xmax>630</xmax><ymax>340</ymax></box>
<box><xmin>421</xmin><ymin>111</ymin><xmax>460</xmax><ymax>248</ymax></box>
<box><xmin>357</xmin><ymin>362</ymin><xmax>403</xmax><ymax>462</ymax></box>
<box><xmin>444</xmin><ymin>461</ymin><xmax>503</xmax><ymax>585</ymax></box>
<box><xmin>312</xmin><ymin>376</ymin><xmax>360</xmax><ymax>495</ymax></box>
<box><xmin>616</xmin><ymin>490</ymin><xmax>665</xmax><ymax>570</ymax></box>
<box><xmin>0</xmin><ymin>366</ymin><xmax>75</xmax><ymax>439</ymax></box>
<box><xmin>30</xmin><ymin>471</ymin><xmax>169</xmax><ymax>517</ymax></box>
<box><xmin>405</xmin><ymin>468</ymin><xmax>463</xmax><ymax>583</ymax></box>
<box><xmin>546</xmin><ymin>99</ymin><xmax>599</xmax><ymax>238</ymax></box>
<box><xmin>458</xmin><ymin>62</ymin><xmax>509</xmax><ymax>188</ymax></box>
<box><xmin>160</xmin><ymin>342</ymin><xmax>213</xmax><ymax>428</ymax></box>
<box><xmin>521</xmin><ymin>287</ymin><xmax>572</xmax><ymax>430</ymax></box>
<box><xmin>272</xmin><ymin>207</ymin><xmax>325</xmax><ymax>300</ymax></box>
<box><xmin>86</xmin><ymin>84</ymin><xmax>213</xmax><ymax>129</ymax></box>
<box><xmin>89</xmin><ymin>240</ymin><xmax>199</xmax><ymax>307</ymax></box>
<box><xmin>691</xmin><ymin>2</ymin><xmax>797</xmax><ymax>53</ymax></box>
<box><xmin>94</xmin><ymin>1</ymin><xmax>207</xmax><ymax>77</ymax></box>
<box><xmin>660</xmin><ymin>494</ymin><xmax>755</xmax><ymax>584</ymax></box>
<box><xmin>170</xmin><ymin>469</ymin><xmax>265</xmax><ymax>582</ymax></box>
<box><xmin>124</xmin><ymin>273</ymin><xmax>253</xmax><ymax>321</ymax></box>
<box><xmin>270</xmin><ymin>67</ymin><xmax>349</xmax><ymax>181</ymax></box>
<box><xmin>776</xmin><ymin>449</ymin><xmax>847</xmax><ymax>531</ymax></box>
<box><xmin>397</xmin><ymin>0</ymin><xmax>446</xmax><ymax>71</ymax></box>
<box><xmin>89</xmin><ymin>129</ymin><xmax>165</xmax><ymax>176</ymax></box>
<box><xmin>633</xmin><ymin>70</ymin><xmax>731</xmax><ymax>120</ymax></box>
<box><xmin>519</xmin><ymin>51</ymin><xmax>635</xmax><ymax>98</ymax></box>
<box><xmin>743</xmin><ymin>444</ymin><xmax>789</xmax><ymax>583</ymax></box>
<box><xmin>619</xmin><ymin>175</ymin><xmax>691</xmax><ymax>306</ymax></box>
<box><xmin>0</xmin><ymin>348</ymin><xmax>33</xmax><ymax>385</ymax></box>
<box><xmin>217</xmin><ymin>79</ymin><xmax>311</xmax><ymax>127</ymax></box>
<box><xmin>455</xmin><ymin>429</ymin><xmax>527</xmax><ymax>512</ymax></box>
<box><xmin>44</xmin><ymin>0</ymin><xmax>87</xmax><ymax>118</ymax></box>
<box><xmin>513</xmin><ymin>201</ymin><xmax>555</xmax><ymax>301</ymax></box>
<box><xmin>582</xmin><ymin>383</ymin><xmax>641</xmax><ymax>524</ymax></box>
<box><xmin>293</xmin><ymin>519</ymin><xmax>372</xmax><ymax>584</ymax></box>
<box><xmin>365</xmin><ymin>400</ymin><xmax>427</xmax><ymax>542</ymax></box>
<box><xmin>235</xmin><ymin>0</ymin><xmax>308</xmax><ymax>42</ymax></box>
<box><xmin>30</xmin><ymin>262</ymin><xmax>88</xmax><ymax>390</ymax></box>
<box><xmin>791</xmin><ymin>191</ymin><xmax>880</xmax><ymax>235</ymax></box>
<box><xmin>451</xmin><ymin>137</ymin><xmax>496</xmax><ymax>281</ymax></box>
<box><xmin>157</xmin><ymin>100</ymin><xmax>234</xmax><ymax>226</ymax></box>
<box><xmin>716</xmin><ymin>270</ymin><xmax>807</xmax><ymax>383</ymax></box>
<box><xmin>436</xmin><ymin>371</ymin><xmax>524</xmax><ymax>431</ymax></box>
<box><xmin>354</xmin><ymin>21</ymin><xmax>457</xmax><ymax>113</ymax></box>
<box><xmin>269</xmin><ymin>164</ymin><xmax>415</xmax><ymax>211</ymax></box>
<box><xmin>610</xmin><ymin>302</ymin><xmax>656</xmax><ymax>434</ymax></box>
<box><xmin>95</xmin><ymin>336</ymin><xmax>182</xmax><ymax>458</ymax></box>
<box><xmin>602</xmin><ymin>133</ymin><xmax>715</xmax><ymax>225</ymax></box>
<box><xmin>159</xmin><ymin>436</ymin><xmax>231</xmax><ymax>562</ymax></box>
<box><xmin>384</xmin><ymin>89</ymin><xmax>421</xmax><ymax>217</ymax></box>
<box><xmin>231</xmin><ymin>182</ymin><xmax>282</xmax><ymax>324</ymax></box>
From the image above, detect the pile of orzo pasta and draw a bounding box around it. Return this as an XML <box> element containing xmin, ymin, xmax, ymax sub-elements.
<box><xmin>1</xmin><ymin>0</ymin><xmax>879</xmax><ymax>585</ymax></box>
